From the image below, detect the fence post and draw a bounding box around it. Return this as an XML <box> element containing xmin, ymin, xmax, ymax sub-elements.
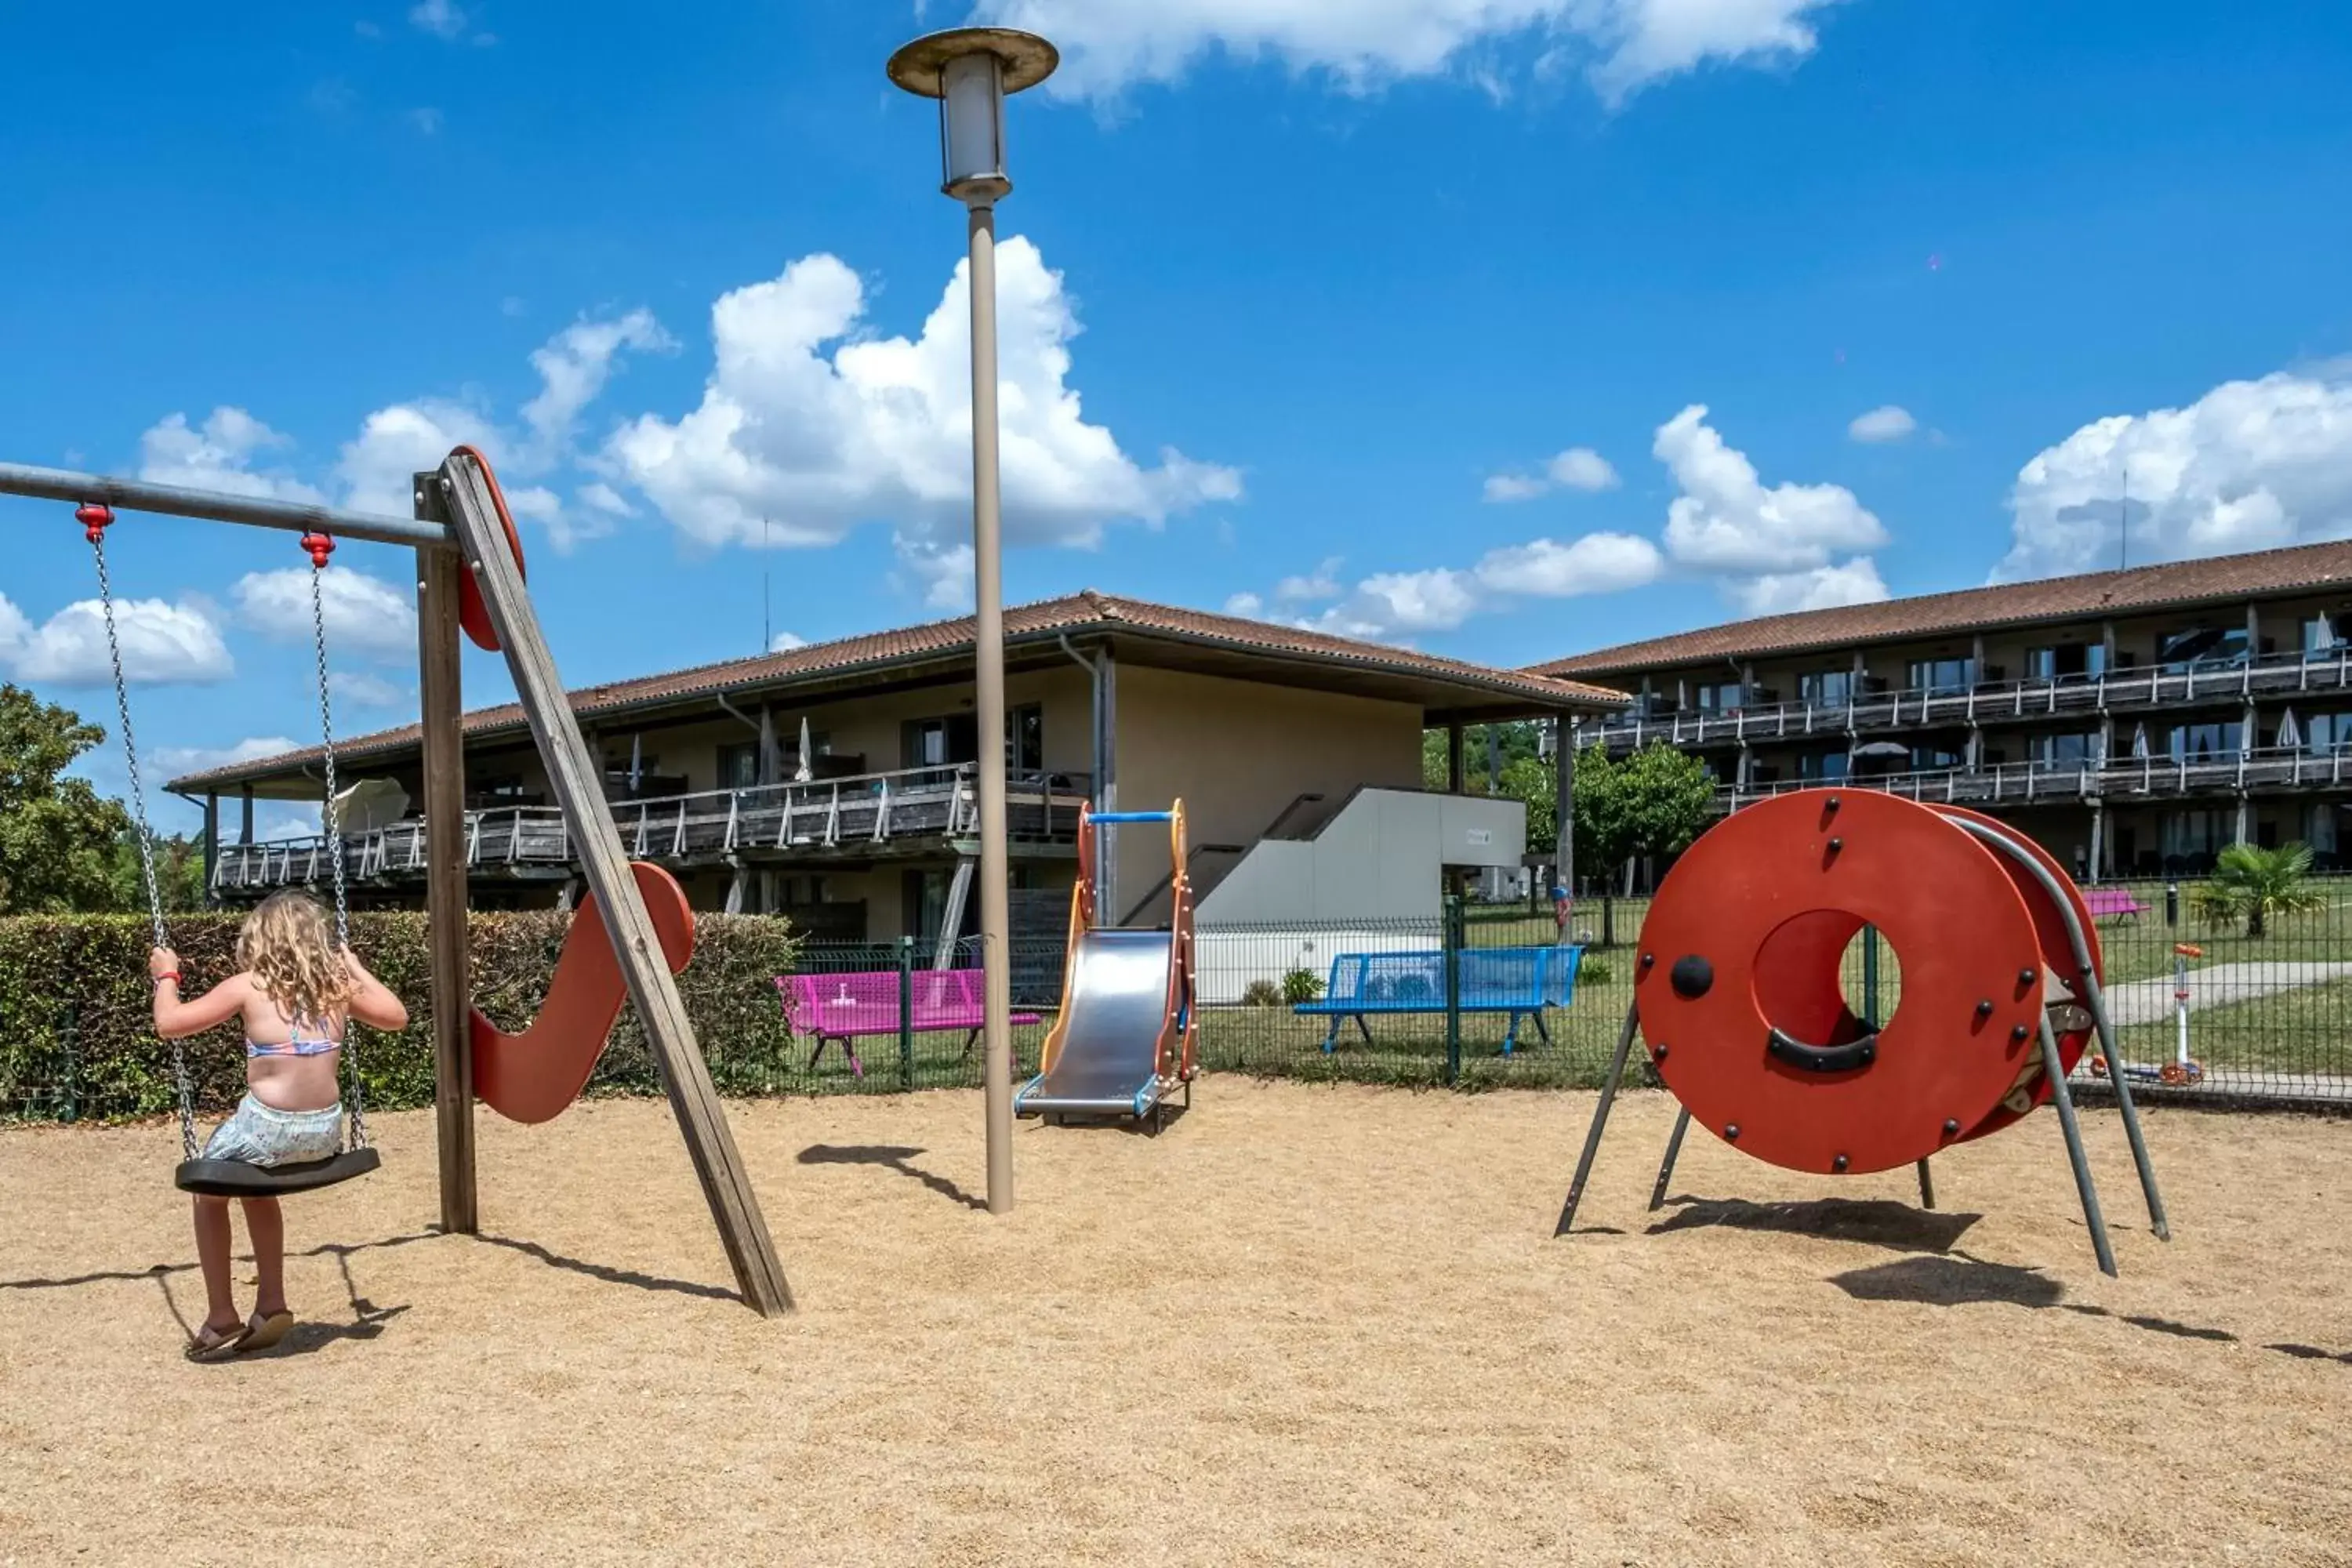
<box><xmin>1443</xmin><ymin>895</ymin><xmax>1465</xmax><ymax>1087</ymax></box>
<box><xmin>59</xmin><ymin>1004</ymin><xmax>81</xmax><ymax>1124</ymax></box>
<box><xmin>1862</xmin><ymin>925</ymin><xmax>1881</xmax><ymax>1028</ymax></box>
<box><xmin>2165</xmin><ymin>881</ymin><xmax>2180</xmax><ymax>928</ymax></box>
<box><xmin>898</xmin><ymin>935</ymin><xmax>916</xmax><ymax>1091</ymax></box>
<box><xmin>1602</xmin><ymin>894</ymin><xmax>1615</xmax><ymax>949</ymax></box>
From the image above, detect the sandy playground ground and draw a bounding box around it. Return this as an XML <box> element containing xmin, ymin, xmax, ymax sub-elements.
<box><xmin>3</xmin><ymin>1082</ymin><xmax>2350</xmax><ymax>1566</ymax></box>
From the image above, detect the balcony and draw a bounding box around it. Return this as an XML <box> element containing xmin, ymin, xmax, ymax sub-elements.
<box><xmin>211</xmin><ymin>763</ymin><xmax>1094</xmax><ymax>895</ymax></box>
<box><xmin>1580</xmin><ymin>647</ymin><xmax>2352</xmax><ymax>754</ymax></box>
<box><xmin>1715</xmin><ymin>746</ymin><xmax>2352</xmax><ymax>813</ymax></box>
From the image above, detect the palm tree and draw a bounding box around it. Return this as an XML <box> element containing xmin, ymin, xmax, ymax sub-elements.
<box><xmin>2190</xmin><ymin>841</ymin><xmax>2327</xmax><ymax>938</ymax></box>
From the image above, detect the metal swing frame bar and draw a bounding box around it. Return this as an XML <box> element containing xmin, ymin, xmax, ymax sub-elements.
<box><xmin>0</xmin><ymin>453</ymin><xmax>794</xmax><ymax>1318</ymax></box>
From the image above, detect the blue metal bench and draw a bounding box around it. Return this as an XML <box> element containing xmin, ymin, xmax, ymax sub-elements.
<box><xmin>1293</xmin><ymin>945</ymin><xmax>1583</xmax><ymax>1055</ymax></box>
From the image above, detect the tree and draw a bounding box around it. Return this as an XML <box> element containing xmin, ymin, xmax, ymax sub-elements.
<box><xmin>1423</xmin><ymin>722</ymin><xmax>1547</xmax><ymax>793</ymax></box>
<box><xmin>0</xmin><ymin>684</ymin><xmax>134</xmax><ymax>913</ymax></box>
<box><xmin>2190</xmin><ymin>841</ymin><xmax>2327</xmax><ymax>938</ymax></box>
<box><xmin>1572</xmin><ymin>742</ymin><xmax>1718</xmax><ymax>886</ymax></box>
<box><xmin>110</xmin><ymin>826</ymin><xmax>212</xmax><ymax>913</ymax></box>
<box><xmin>1500</xmin><ymin>755</ymin><xmax>1557</xmax><ymax>855</ymax></box>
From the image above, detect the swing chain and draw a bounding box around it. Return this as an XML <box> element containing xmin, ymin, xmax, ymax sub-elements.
<box><xmin>304</xmin><ymin>535</ymin><xmax>368</xmax><ymax>1153</ymax></box>
<box><xmin>81</xmin><ymin>503</ymin><xmax>196</xmax><ymax>1160</ymax></box>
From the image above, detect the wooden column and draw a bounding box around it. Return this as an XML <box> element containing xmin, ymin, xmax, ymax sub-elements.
<box><xmin>1446</xmin><ymin>722</ymin><xmax>1465</xmax><ymax>793</ymax></box>
<box><xmin>240</xmin><ymin>786</ymin><xmax>254</xmax><ymax>844</ymax></box>
<box><xmin>200</xmin><ymin>794</ymin><xmax>220</xmax><ymax>905</ymax></box>
<box><xmin>438</xmin><ymin>452</ymin><xmax>793</xmax><ymax>1316</ymax></box>
<box><xmin>413</xmin><ymin>514</ymin><xmax>476</xmax><ymax>1237</ymax></box>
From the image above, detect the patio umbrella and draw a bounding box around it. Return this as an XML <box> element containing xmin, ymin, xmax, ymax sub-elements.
<box><xmin>795</xmin><ymin>716</ymin><xmax>815</xmax><ymax>782</ymax></box>
<box><xmin>2130</xmin><ymin>722</ymin><xmax>2150</xmax><ymax>759</ymax></box>
<box><xmin>2277</xmin><ymin>707</ymin><xmax>2303</xmax><ymax>750</ymax></box>
<box><xmin>1850</xmin><ymin>741</ymin><xmax>1913</xmax><ymax>778</ymax></box>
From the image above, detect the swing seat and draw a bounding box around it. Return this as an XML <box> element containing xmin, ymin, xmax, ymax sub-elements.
<box><xmin>174</xmin><ymin>1147</ymin><xmax>380</xmax><ymax>1198</ymax></box>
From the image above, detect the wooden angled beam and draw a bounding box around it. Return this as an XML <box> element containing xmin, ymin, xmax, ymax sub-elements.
<box><xmin>436</xmin><ymin>451</ymin><xmax>794</xmax><ymax>1316</ymax></box>
<box><xmin>412</xmin><ymin>476</ymin><xmax>477</xmax><ymax>1237</ymax></box>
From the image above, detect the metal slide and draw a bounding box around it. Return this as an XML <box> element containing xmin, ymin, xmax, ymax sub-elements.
<box><xmin>1015</xmin><ymin>801</ymin><xmax>1198</xmax><ymax>1127</ymax></box>
<box><xmin>1014</xmin><ymin>930</ymin><xmax>1184</xmax><ymax>1119</ymax></box>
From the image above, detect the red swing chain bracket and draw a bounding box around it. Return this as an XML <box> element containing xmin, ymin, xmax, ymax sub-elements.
<box><xmin>301</xmin><ymin>531</ymin><xmax>336</xmax><ymax>568</ymax></box>
<box><xmin>74</xmin><ymin>502</ymin><xmax>114</xmax><ymax>542</ymax></box>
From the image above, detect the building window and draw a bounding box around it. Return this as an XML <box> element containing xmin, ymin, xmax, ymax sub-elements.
<box><xmin>718</xmin><ymin>742</ymin><xmax>759</xmax><ymax>789</ymax></box>
<box><xmin>1910</xmin><ymin>745</ymin><xmax>1963</xmax><ymax>771</ymax></box>
<box><xmin>2307</xmin><ymin>806</ymin><xmax>2340</xmax><ymax>855</ymax></box>
<box><xmin>1798</xmin><ymin>670</ymin><xmax>1853</xmax><ymax>707</ymax></box>
<box><xmin>1795</xmin><ymin>750</ymin><xmax>1849</xmax><ymax>780</ymax></box>
<box><xmin>2166</xmin><ymin>721</ymin><xmax>2244</xmax><ymax>762</ymax></box>
<box><xmin>1007</xmin><ymin>702</ymin><xmax>1044</xmax><ymax>774</ymax></box>
<box><xmin>1690</xmin><ymin>681</ymin><xmax>1744</xmax><ymax>713</ymax></box>
<box><xmin>2027</xmin><ymin>732</ymin><xmax>2100</xmax><ymax>765</ymax></box>
<box><xmin>2157</xmin><ymin>625</ymin><xmax>2249</xmax><ymax>673</ymax></box>
<box><xmin>1906</xmin><ymin>658</ymin><xmax>1975</xmax><ymax>696</ymax></box>
<box><xmin>2160</xmin><ymin>810</ymin><xmax>2232</xmax><ymax>866</ymax></box>
<box><xmin>2024</xmin><ymin>644</ymin><xmax>2106</xmax><ymax>681</ymax></box>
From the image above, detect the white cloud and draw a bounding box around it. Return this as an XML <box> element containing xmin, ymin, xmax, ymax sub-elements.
<box><xmin>607</xmin><ymin>239</ymin><xmax>1240</xmax><ymax>560</ymax></box>
<box><xmin>328</xmin><ymin>670</ymin><xmax>412</xmax><ymax>708</ymax></box>
<box><xmin>520</xmin><ymin>309</ymin><xmax>673</xmax><ymax>467</ymax></box>
<box><xmin>409</xmin><ymin>0</ymin><xmax>466</xmax><ymax>39</ymax></box>
<box><xmin>1272</xmin><ymin>406</ymin><xmax>1882</xmax><ymax>641</ymax></box>
<box><xmin>1848</xmin><ymin>405</ymin><xmax>1917</xmax><ymax>444</ymax></box>
<box><xmin>335</xmin><ymin>399</ymin><xmax>502</xmax><ymax>519</ymax></box>
<box><xmin>975</xmin><ymin>0</ymin><xmax>1841</xmax><ymax>103</ymax></box>
<box><xmin>1273</xmin><ymin>557</ymin><xmax>1345</xmax><ymax>603</ymax></box>
<box><xmin>769</xmin><ymin>630</ymin><xmax>809</xmax><ymax>652</ymax></box>
<box><xmin>234</xmin><ymin>565</ymin><xmax>418</xmax><ymax>657</ymax></box>
<box><xmin>1656</xmin><ymin>404</ymin><xmax>1886</xmax><ymax>574</ymax></box>
<box><xmin>406</xmin><ymin>107</ymin><xmax>444</xmax><ymax>136</ymax></box>
<box><xmin>1998</xmin><ymin>371</ymin><xmax>2352</xmax><ymax>581</ymax></box>
<box><xmin>1730</xmin><ymin>559</ymin><xmax>1889</xmax><ymax>616</ymax></box>
<box><xmin>1223</xmin><ymin>591</ymin><xmax>1265</xmax><ymax>618</ymax></box>
<box><xmin>154</xmin><ymin>736</ymin><xmax>303</xmax><ymax>775</ymax></box>
<box><xmin>1484</xmin><ymin>445</ymin><xmax>1621</xmax><ymax>502</ymax></box>
<box><xmin>892</xmin><ymin>535</ymin><xmax>977</xmax><ymax>612</ymax></box>
<box><xmin>138</xmin><ymin>408</ymin><xmax>326</xmax><ymax>503</ymax></box>
<box><xmin>1474</xmin><ymin>532</ymin><xmax>1665</xmax><ymax>596</ymax></box>
<box><xmin>0</xmin><ymin>593</ymin><xmax>234</xmax><ymax>687</ymax></box>
<box><xmin>578</xmin><ymin>481</ymin><xmax>636</xmax><ymax>518</ymax></box>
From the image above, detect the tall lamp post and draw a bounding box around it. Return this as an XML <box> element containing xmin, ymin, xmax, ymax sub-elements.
<box><xmin>887</xmin><ymin>27</ymin><xmax>1058</xmax><ymax>1217</ymax></box>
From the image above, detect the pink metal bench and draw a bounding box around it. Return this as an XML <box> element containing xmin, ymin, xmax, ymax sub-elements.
<box><xmin>2083</xmin><ymin>887</ymin><xmax>2148</xmax><ymax>921</ymax></box>
<box><xmin>775</xmin><ymin>968</ymin><xmax>1040</xmax><ymax>1077</ymax></box>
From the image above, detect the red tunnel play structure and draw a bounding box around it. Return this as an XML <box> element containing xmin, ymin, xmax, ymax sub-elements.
<box><xmin>1559</xmin><ymin>786</ymin><xmax>2172</xmax><ymax>1275</ymax></box>
<box><xmin>1636</xmin><ymin>790</ymin><xmax>2099</xmax><ymax>1173</ymax></box>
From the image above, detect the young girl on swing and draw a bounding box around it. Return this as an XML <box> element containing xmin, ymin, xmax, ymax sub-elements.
<box><xmin>149</xmin><ymin>889</ymin><xmax>408</xmax><ymax>1359</ymax></box>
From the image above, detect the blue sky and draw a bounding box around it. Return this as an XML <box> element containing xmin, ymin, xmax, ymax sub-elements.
<box><xmin>3</xmin><ymin>2</ymin><xmax>2350</xmax><ymax>831</ymax></box>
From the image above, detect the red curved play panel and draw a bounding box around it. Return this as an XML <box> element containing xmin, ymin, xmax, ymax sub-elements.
<box><xmin>470</xmin><ymin>862</ymin><xmax>696</xmax><ymax>1125</ymax></box>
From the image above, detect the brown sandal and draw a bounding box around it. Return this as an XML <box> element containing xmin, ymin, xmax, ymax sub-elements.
<box><xmin>237</xmin><ymin>1311</ymin><xmax>296</xmax><ymax>1353</ymax></box>
<box><xmin>184</xmin><ymin>1322</ymin><xmax>249</xmax><ymax>1361</ymax></box>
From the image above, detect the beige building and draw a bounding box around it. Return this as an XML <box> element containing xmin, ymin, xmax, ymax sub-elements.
<box><xmin>172</xmin><ymin>592</ymin><xmax>1621</xmax><ymax>942</ymax></box>
<box><xmin>1533</xmin><ymin>539</ymin><xmax>2352</xmax><ymax>879</ymax></box>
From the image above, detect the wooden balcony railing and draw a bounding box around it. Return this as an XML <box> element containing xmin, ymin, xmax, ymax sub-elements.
<box><xmin>1715</xmin><ymin>745</ymin><xmax>2352</xmax><ymax>812</ymax></box>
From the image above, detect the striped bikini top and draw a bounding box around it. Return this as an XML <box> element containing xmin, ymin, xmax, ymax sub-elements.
<box><xmin>246</xmin><ymin>1022</ymin><xmax>342</xmax><ymax>1059</ymax></box>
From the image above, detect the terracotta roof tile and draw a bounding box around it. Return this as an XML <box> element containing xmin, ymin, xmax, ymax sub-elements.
<box><xmin>166</xmin><ymin>591</ymin><xmax>1624</xmax><ymax>791</ymax></box>
<box><xmin>1532</xmin><ymin>539</ymin><xmax>2352</xmax><ymax>679</ymax></box>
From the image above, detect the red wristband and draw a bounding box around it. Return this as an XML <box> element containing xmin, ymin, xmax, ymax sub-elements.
<box><xmin>154</xmin><ymin>972</ymin><xmax>181</xmax><ymax>985</ymax></box>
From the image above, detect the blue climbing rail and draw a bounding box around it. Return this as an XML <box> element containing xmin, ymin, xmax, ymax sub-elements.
<box><xmin>1293</xmin><ymin>944</ymin><xmax>1584</xmax><ymax>1055</ymax></box>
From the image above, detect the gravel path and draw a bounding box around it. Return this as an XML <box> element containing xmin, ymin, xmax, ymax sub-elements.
<box><xmin>2100</xmin><ymin>961</ymin><xmax>2352</xmax><ymax>1025</ymax></box>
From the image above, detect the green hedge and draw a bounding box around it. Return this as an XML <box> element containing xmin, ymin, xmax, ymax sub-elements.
<box><xmin>0</xmin><ymin>912</ymin><xmax>804</xmax><ymax>1123</ymax></box>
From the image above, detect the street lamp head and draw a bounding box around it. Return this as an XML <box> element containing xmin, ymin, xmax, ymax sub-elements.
<box><xmin>886</xmin><ymin>27</ymin><xmax>1058</xmax><ymax>206</ymax></box>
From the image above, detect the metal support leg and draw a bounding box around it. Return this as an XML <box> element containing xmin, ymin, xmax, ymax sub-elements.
<box><xmin>1555</xmin><ymin>998</ymin><xmax>1642</xmax><ymax>1237</ymax></box>
<box><xmin>1916</xmin><ymin>1158</ymin><xmax>1935</xmax><ymax>1210</ymax></box>
<box><xmin>2038</xmin><ymin>1009</ymin><xmax>2118</xmax><ymax>1278</ymax></box>
<box><xmin>1649</xmin><ymin>1105</ymin><xmax>1692</xmax><ymax>1211</ymax></box>
<box><xmin>2074</xmin><ymin>964</ymin><xmax>2172</xmax><ymax>1240</ymax></box>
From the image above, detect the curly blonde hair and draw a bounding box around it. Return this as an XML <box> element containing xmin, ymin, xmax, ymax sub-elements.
<box><xmin>236</xmin><ymin>890</ymin><xmax>354</xmax><ymax>1027</ymax></box>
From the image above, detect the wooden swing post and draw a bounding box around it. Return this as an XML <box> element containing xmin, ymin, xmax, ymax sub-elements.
<box><xmin>412</xmin><ymin>478</ymin><xmax>477</xmax><ymax>1236</ymax></box>
<box><xmin>434</xmin><ymin>451</ymin><xmax>795</xmax><ymax>1316</ymax></box>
